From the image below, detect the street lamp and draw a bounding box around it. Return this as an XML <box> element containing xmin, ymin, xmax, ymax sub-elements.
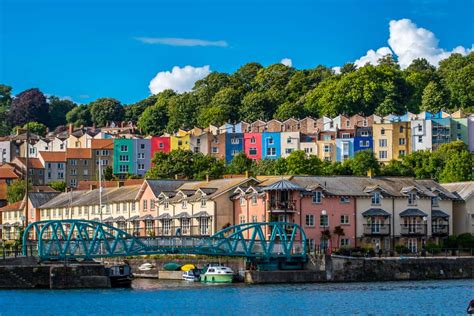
<box><xmin>321</xmin><ymin>210</ymin><xmax>331</xmax><ymax>254</ymax></box>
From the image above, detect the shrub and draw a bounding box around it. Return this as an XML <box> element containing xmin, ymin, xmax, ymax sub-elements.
<box><xmin>425</xmin><ymin>242</ymin><xmax>441</xmax><ymax>254</ymax></box>
<box><xmin>457</xmin><ymin>233</ymin><xmax>474</xmax><ymax>249</ymax></box>
<box><xmin>395</xmin><ymin>244</ymin><xmax>410</xmax><ymax>254</ymax></box>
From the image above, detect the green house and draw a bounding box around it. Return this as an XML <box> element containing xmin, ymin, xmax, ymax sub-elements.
<box><xmin>113</xmin><ymin>138</ymin><xmax>134</xmax><ymax>176</ymax></box>
<box><xmin>450</xmin><ymin>118</ymin><xmax>469</xmax><ymax>145</ymax></box>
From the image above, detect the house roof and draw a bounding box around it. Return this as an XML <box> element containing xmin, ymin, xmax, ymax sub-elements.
<box><xmin>176</xmin><ymin>177</ymin><xmax>256</xmax><ymax>201</ymax></box>
<box><xmin>399</xmin><ymin>208</ymin><xmax>428</xmax><ymax>217</ymax></box>
<box><xmin>0</xmin><ymin>167</ymin><xmax>19</xmax><ymax>179</ymax></box>
<box><xmin>0</xmin><ymin>200</ymin><xmax>23</xmax><ymax>213</ymax></box>
<box><xmin>361</xmin><ymin>208</ymin><xmax>391</xmax><ymax>217</ymax></box>
<box><xmin>66</xmin><ymin>148</ymin><xmax>92</xmax><ymax>159</ymax></box>
<box><xmin>76</xmin><ymin>180</ymin><xmax>144</xmax><ymax>191</ymax></box>
<box><xmin>261</xmin><ymin>179</ymin><xmax>305</xmax><ymax>191</ymax></box>
<box><xmin>14</xmin><ymin>157</ymin><xmax>44</xmax><ymax>169</ymax></box>
<box><xmin>39</xmin><ymin>151</ymin><xmax>67</xmax><ymax>162</ymax></box>
<box><xmin>441</xmin><ymin>182</ymin><xmax>474</xmax><ymax>201</ymax></box>
<box><xmin>91</xmin><ymin>139</ymin><xmax>114</xmax><ymax>150</ymax></box>
<box><xmin>432</xmin><ymin>210</ymin><xmax>450</xmax><ymax>218</ymax></box>
<box><xmin>140</xmin><ymin>179</ymin><xmax>192</xmax><ymax>199</ymax></box>
<box><xmin>27</xmin><ymin>192</ymin><xmax>61</xmax><ymax>208</ymax></box>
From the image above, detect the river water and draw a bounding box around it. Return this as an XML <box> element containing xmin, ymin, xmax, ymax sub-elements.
<box><xmin>1</xmin><ymin>279</ymin><xmax>473</xmax><ymax>315</ymax></box>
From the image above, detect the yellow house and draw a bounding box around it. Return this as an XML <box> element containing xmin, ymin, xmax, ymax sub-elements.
<box><xmin>170</xmin><ymin>129</ymin><xmax>191</xmax><ymax>151</ymax></box>
<box><xmin>373</xmin><ymin>121</ymin><xmax>411</xmax><ymax>163</ymax></box>
<box><xmin>315</xmin><ymin>131</ymin><xmax>336</xmax><ymax>162</ymax></box>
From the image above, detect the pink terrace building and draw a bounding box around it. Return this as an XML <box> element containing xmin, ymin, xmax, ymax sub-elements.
<box><xmin>232</xmin><ymin>177</ymin><xmax>356</xmax><ymax>252</ymax></box>
<box><xmin>151</xmin><ymin>136</ymin><xmax>170</xmax><ymax>159</ymax></box>
<box><xmin>243</xmin><ymin>133</ymin><xmax>262</xmax><ymax>160</ymax></box>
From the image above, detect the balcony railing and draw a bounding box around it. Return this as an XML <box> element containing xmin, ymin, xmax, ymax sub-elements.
<box><xmin>400</xmin><ymin>224</ymin><xmax>427</xmax><ymax>236</ymax></box>
<box><xmin>363</xmin><ymin>224</ymin><xmax>390</xmax><ymax>236</ymax></box>
<box><xmin>268</xmin><ymin>200</ymin><xmax>297</xmax><ymax>211</ymax></box>
<box><xmin>432</xmin><ymin>224</ymin><xmax>449</xmax><ymax>236</ymax></box>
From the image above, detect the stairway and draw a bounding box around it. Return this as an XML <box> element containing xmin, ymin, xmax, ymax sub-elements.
<box><xmin>6</xmin><ymin>269</ymin><xmax>36</xmax><ymax>288</ymax></box>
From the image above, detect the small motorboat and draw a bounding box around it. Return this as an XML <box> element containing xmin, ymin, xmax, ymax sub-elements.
<box><xmin>138</xmin><ymin>263</ymin><xmax>154</xmax><ymax>271</ymax></box>
<box><xmin>200</xmin><ymin>265</ymin><xmax>234</xmax><ymax>283</ymax></box>
<box><xmin>163</xmin><ymin>262</ymin><xmax>182</xmax><ymax>271</ymax></box>
<box><xmin>181</xmin><ymin>264</ymin><xmax>195</xmax><ymax>271</ymax></box>
<box><xmin>182</xmin><ymin>268</ymin><xmax>201</xmax><ymax>282</ymax></box>
<box><xmin>107</xmin><ymin>264</ymin><xmax>133</xmax><ymax>288</ymax></box>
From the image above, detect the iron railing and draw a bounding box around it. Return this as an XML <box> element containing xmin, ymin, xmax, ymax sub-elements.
<box><xmin>400</xmin><ymin>224</ymin><xmax>427</xmax><ymax>236</ymax></box>
<box><xmin>363</xmin><ymin>224</ymin><xmax>390</xmax><ymax>235</ymax></box>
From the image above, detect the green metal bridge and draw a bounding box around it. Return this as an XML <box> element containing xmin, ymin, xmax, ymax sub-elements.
<box><xmin>22</xmin><ymin>220</ymin><xmax>307</xmax><ymax>268</ymax></box>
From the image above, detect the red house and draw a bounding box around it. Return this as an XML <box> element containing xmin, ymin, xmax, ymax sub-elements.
<box><xmin>243</xmin><ymin>133</ymin><xmax>262</xmax><ymax>160</ymax></box>
<box><xmin>150</xmin><ymin>136</ymin><xmax>170</xmax><ymax>161</ymax></box>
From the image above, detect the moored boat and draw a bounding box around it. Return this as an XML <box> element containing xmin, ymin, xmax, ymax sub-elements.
<box><xmin>200</xmin><ymin>265</ymin><xmax>234</xmax><ymax>283</ymax></box>
<box><xmin>107</xmin><ymin>264</ymin><xmax>133</xmax><ymax>288</ymax></box>
<box><xmin>182</xmin><ymin>268</ymin><xmax>201</xmax><ymax>281</ymax></box>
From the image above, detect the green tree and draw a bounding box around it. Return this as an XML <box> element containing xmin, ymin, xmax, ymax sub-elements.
<box><xmin>137</xmin><ymin>102</ymin><xmax>168</xmax><ymax>135</ymax></box>
<box><xmin>49</xmin><ymin>181</ymin><xmax>66</xmax><ymax>192</ymax></box>
<box><xmin>348</xmin><ymin>150</ymin><xmax>380</xmax><ymax>176</ymax></box>
<box><xmin>7</xmin><ymin>180</ymin><xmax>30</xmax><ymax>204</ymax></box>
<box><xmin>404</xmin><ymin>58</ymin><xmax>437</xmax><ymax>111</ymax></box>
<box><xmin>252</xmin><ymin>159</ymin><xmax>278</xmax><ymax>175</ymax></box>
<box><xmin>437</xmin><ymin>150</ymin><xmax>473</xmax><ymax>183</ymax></box>
<box><xmin>0</xmin><ymin>84</ymin><xmax>12</xmax><ymax>136</ymax></box>
<box><xmin>227</xmin><ymin>152</ymin><xmax>253</xmax><ymax>174</ymax></box>
<box><xmin>47</xmin><ymin>96</ymin><xmax>76</xmax><ymax>128</ymax></box>
<box><xmin>103</xmin><ymin>166</ymin><xmax>116</xmax><ymax>181</ymax></box>
<box><xmin>89</xmin><ymin>98</ymin><xmax>125</xmax><ymax>127</ymax></box>
<box><xmin>421</xmin><ymin>81</ymin><xmax>450</xmax><ymax>113</ymax></box>
<box><xmin>274</xmin><ymin>101</ymin><xmax>306</xmax><ymax>120</ymax></box>
<box><xmin>167</xmin><ymin>93</ymin><xmax>199</xmax><ymax>131</ymax></box>
<box><xmin>66</xmin><ymin>105</ymin><xmax>92</xmax><ymax>127</ymax></box>
<box><xmin>124</xmin><ymin>94</ymin><xmax>160</xmax><ymax>123</ymax></box>
<box><xmin>19</xmin><ymin>122</ymin><xmax>48</xmax><ymax>136</ymax></box>
<box><xmin>239</xmin><ymin>91</ymin><xmax>278</xmax><ymax>122</ymax></box>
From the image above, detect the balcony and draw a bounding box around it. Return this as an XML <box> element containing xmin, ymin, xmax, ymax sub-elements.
<box><xmin>268</xmin><ymin>200</ymin><xmax>297</xmax><ymax>212</ymax></box>
<box><xmin>363</xmin><ymin>224</ymin><xmax>390</xmax><ymax>236</ymax></box>
<box><xmin>432</xmin><ymin>224</ymin><xmax>449</xmax><ymax>237</ymax></box>
<box><xmin>400</xmin><ymin>224</ymin><xmax>427</xmax><ymax>236</ymax></box>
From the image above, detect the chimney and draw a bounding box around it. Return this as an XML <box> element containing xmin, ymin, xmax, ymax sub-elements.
<box><xmin>174</xmin><ymin>174</ymin><xmax>178</xmax><ymax>180</ymax></box>
<box><xmin>68</xmin><ymin>123</ymin><xmax>73</xmax><ymax>134</ymax></box>
<box><xmin>367</xmin><ymin>169</ymin><xmax>373</xmax><ymax>178</ymax></box>
<box><xmin>206</xmin><ymin>174</ymin><xmax>209</xmax><ymax>182</ymax></box>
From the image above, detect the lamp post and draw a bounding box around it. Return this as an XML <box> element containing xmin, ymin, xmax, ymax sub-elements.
<box><xmin>321</xmin><ymin>210</ymin><xmax>331</xmax><ymax>254</ymax></box>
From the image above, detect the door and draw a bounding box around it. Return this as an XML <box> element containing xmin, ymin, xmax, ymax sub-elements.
<box><xmin>371</xmin><ymin>218</ymin><xmax>382</xmax><ymax>233</ymax></box>
<box><xmin>407</xmin><ymin>238</ymin><xmax>417</xmax><ymax>253</ymax></box>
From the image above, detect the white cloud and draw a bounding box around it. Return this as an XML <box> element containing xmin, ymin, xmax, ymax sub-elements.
<box><xmin>149</xmin><ymin>65</ymin><xmax>211</xmax><ymax>94</ymax></box>
<box><xmin>280</xmin><ymin>58</ymin><xmax>293</xmax><ymax>67</ymax></box>
<box><xmin>135</xmin><ymin>37</ymin><xmax>228</xmax><ymax>47</ymax></box>
<box><xmin>354</xmin><ymin>47</ymin><xmax>393</xmax><ymax>68</ymax></box>
<box><xmin>332</xmin><ymin>66</ymin><xmax>341</xmax><ymax>74</ymax></box>
<box><xmin>349</xmin><ymin>18</ymin><xmax>473</xmax><ymax>69</ymax></box>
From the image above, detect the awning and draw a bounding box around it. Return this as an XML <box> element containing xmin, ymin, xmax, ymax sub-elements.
<box><xmin>262</xmin><ymin>179</ymin><xmax>305</xmax><ymax>191</ymax></box>
<box><xmin>400</xmin><ymin>208</ymin><xmax>428</xmax><ymax>217</ymax></box>
<box><xmin>173</xmin><ymin>212</ymin><xmax>191</xmax><ymax>219</ymax></box>
<box><xmin>114</xmin><ymin>216</ymin><xmax>126</xmax><ymax>222</ymax></box>
<box><xmin>267</xmin><ymin>209</ymin><xmax>297</xmax><ymax>213</ymax></box>
<box><xmin>155</xmin><ymin>213</ymin><xmax>171</xmax><ymax>220</ymax></box>
<box><xmin>432</xmin><ymin>210</ymin><xmax>450</xmax><ymax>218</ymax></box>
<box><xmin>103</xmin><ymin>216</ymin><xmax>114</xmax><ymax>222</ymax></box>
<box><xmin>192</xmin><ymin>211</ymin><xmax>211</xmax><ymax>218</ymax></box>
<box><xmin>3</xmin><ymin>223</ymin><xmax>11</xmax><ymax>228</ymax></box>
<box><xmin>140</xmin><ymin>214</ymin><xmax>154</xmax><ymax>221</ymax></box>
<box><xmin>127</xmin><ymin>215</ymin><xmax>140</xmax><ymax>222</ymax></box>
<box><xmin>362</xmin><ymin>208</ymin><xmax>391</xmax><ymax>217</ymax></box>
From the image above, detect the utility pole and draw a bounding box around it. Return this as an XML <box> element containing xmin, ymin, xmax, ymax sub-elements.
<box><xmin>24</xmin><ymin>128</ymin><xmax>30</xmax><ymax>228</ymax></box>
<box><xmin>99</xmin><ymin>153</ymin><xmax>103</xmax><ymax>222</ymax></box>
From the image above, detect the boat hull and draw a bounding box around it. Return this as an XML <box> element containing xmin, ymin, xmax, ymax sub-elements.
<box><xmin>200</xmin><ymin>274</ymin><xmax>233</xmax><ymax>283</ymax></box>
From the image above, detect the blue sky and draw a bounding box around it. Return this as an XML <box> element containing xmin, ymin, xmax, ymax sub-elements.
<box><xmin>1</xmin><ymin>0</ymin><xmax>473</xmax><ymax>104</ymax></box>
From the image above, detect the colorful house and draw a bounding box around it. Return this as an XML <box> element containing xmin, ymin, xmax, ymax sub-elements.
<box><xmin>170</xmin><ymin>130</ymin><xmax>191</xmax><ymax>151</ymax></box>
<box><xmin>372</xmin><ymin>121</ymin><xmax>411</xmax><ymax>163</ymax></box>
<box><xmin>261</xmin><ymin>132</ymin><xmax>281</xmax><ymax>160</ymax></box>
<box><xmin>113</xmin><ymin>138</ymin><xmax>134</xmax><ymax>177</ymax></box>
<box><xmin>280</xmin><ymin>132</ymin><xmax>300</xmax><ymax>158</ymax></box>
<box><xmin>134</xmin><ymin>138</ymin><xmax>151</xmax><ymax>177</ymax></box>
<box><xmin>335</xmin><ymin>129</ymin><xmax>355</xmax><ymax>162</ymax></box>
<box><xmin>431</xmin><ymin>118</ymin><xmax>451</xmax><ymax>150</ymax></box>
<box><xmin>243</xmin><ymin>133</ymin><xmax>262</xmax><ymax>160</ymax></box>
<box><xmin>411</xmin><ymin>119</ymin><xmax>432</xmax><ymax>152</ymax></box>
<box><xmin>150</xmin><ymin>136</ymin><xmax>171</xmax><ymax>159</ymax></box>
<box><xmin>225</xmin><ymin>132</ymin><xmax>244</xmax><ymax>163</ymax></box>
<box><xmin>316</xmin><ymin>131</ymin><xmax>336</xmax><ymax>162</ymax></box>
<box><xmin>354</xmin><ymin>127</ymin><xmax>373</xmax><ymax>153</ymax></box>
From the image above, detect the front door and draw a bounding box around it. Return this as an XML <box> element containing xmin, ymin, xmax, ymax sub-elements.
<box><xmin>407</xmin><ymin>238</ymin><xmax>417</xmax><ymax>253</ymax></box>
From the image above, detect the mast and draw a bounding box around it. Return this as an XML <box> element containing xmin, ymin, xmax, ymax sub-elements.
<box><xmin>99</xmin><ymin>152</ymin><xmax>103</xmax><ymax>222</ymax></box>
<box><xmin>24</xmin><ymin>127</ymin><xmax>29</xmax><ymax>227</ymax></box>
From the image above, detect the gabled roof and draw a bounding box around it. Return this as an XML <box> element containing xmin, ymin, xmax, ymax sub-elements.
<box><xmin>66</xmin><ymin>148</ymin><xmax>92</xmax><ymax>159</ymax></box>
<box><xmin>27</xmin><ymin>192</ymin><xmax>61</xmax><ymax>208</ymax></box>
<box><xmin>261</xmin><ymin>179</ymin><xmax>304</xmax><ymax>191</ymax></box>
<box><xmin>14</xmin><ymin>157</ymin><xmax>44</xmax><ymax>169</ymax></box>
<box><xmin>399</xmin><ymin>208</ymin><xmax>428</xmax><ymax>217</ymax></box>
<box><xmin>362</xmin><ymin>208</ymin><xmax>391</xmax><ymax>217</ymax></box>
<box><xmin>91</xmin><ymin>139</ymin><xmax>114</xmax><ymax>149</ymax></box>
<box><xmin>441</xmin><ymin>182</ymin><xmax>474</xmax><ymax>201</ymax></box>
<box><xmin>0</xmin><ymin>200</ymin><xmax>22</xmax><ymax>213</ymax></box>
<box><xmin>0</xmin><ymin>167</ymin><xmax>19</xmax><ymax>179</ymax></box>
<box><xmin>136</xmin><ymin>179</ymin><xmax>193</xmax><ymax>200</ymax></box>
<box><xmin>39</xmin><ymin>151</ymin><xmax>66</xmax><ymax>162</ymax></box>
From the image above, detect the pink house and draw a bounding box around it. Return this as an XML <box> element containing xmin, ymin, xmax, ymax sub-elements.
<box><xmin>243</xmin><ymin>133</ymin><xmax>262</xmax><ymax>160</ymax></box>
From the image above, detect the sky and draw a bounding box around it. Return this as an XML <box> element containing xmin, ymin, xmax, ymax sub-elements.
<box><xmin>0</xmin><ymin>0</ymin><xmax>473</xmax><ymax>104</ymax></box>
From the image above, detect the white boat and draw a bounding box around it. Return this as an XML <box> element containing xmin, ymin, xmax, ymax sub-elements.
<box><xmin>200</xmin><ymin>265</ymin><xmax>234</xmax><ymax>283</ymax></box>
<box><xmin>182</xmin><ymin>269</ymin><xmax>200</xmax><ymax>282</ymax></box>
<box><xmin>138</xmin><ymin>263</ymin><xmax>154</xmax><ymax>271</ymax></box>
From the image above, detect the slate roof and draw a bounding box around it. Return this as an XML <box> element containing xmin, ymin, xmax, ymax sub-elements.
<box><xmin>432</xmin><ymin>209</ymin><xmax>450</xmax><ymax>218</ymax></box>
<box><xmin>361</xmin><ymin>208</ymin><xmax>391</xmax><ymax>217</ymax></box>
<box><xmin>145</xmin><ymin>180</ymin><xmax>192</xmax><ymax>197</ymax></box>
<box><xmin>441</xmin><ymin>182</ymin><xmax>474</xmax><ymax>201</ymax></box>
<box><xmin>28</xmin><ymin>192</ymin><xmax>61</xmax><ymax>208</ymax></box>
<box><xmin>399</xmin><ymin>208</ymin><xmax>428</xmax><ymax>217</ymax></box>
<box><xmin>261</xmin><ymin>179</ymin><xmax>305</xmax><ymax>191</ymax></box>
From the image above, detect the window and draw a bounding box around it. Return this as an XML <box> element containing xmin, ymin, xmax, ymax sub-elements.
<box><xmin>371</xmin><ymin>192</ymin><xmax>381</xmax><ymax>205</ymax></box>
<box><xmin>457</xmin><ymin>123</ymin><xmax>461</xmax><ymax>129</ymax></box>
<box><xmin>201</xmin><ymin>199</ymin><xmax>206</xmax><ymax>207</ymax></box>
<box><xmin>58</xmin><ymin>163</ymin><xmax>64</xmax><ymax>169</ymax></box>
<box><xmin>286</xmin><ymin>137</ymin><xmax>292</xmax><ymax>144</ymax></box>
<box><xmin>102</xmin><ymin>150</ymin><xmax>109</xmax><ymax>156</ymax></box>
<box><xmin>304</xmin><ymin>147</ymin><xmax>312</xmax><ymax>153</ymax></box>
<box><xmin>379</xmin><ymin>139</ymin><xmax>387</xmax><ymax>147</ymax></box>
<box><xmin>251</xmin><ymin>195</ymin><xmax>258</xmax><ymax>205</ymax></box>
<box><xmin>363</xmin><ymin>119</ymin><xmax>368</xmax><ymax>127</ymax></box>
<box><xmin>418</xmin><ymin>136</ymin><xmax>423</xmax><ymax>143</ymax></box>
<box><xmin>164</xmin><ymin>201</ymin><xmax>169</xmax><ymax>209</ymax></box>
<box><xmin>182</xmin><ymin>200</ymin><xmax>187</xmax><ymax>208</ymax></box>
<box><xmin>70</xmin><ymin>169</ymin><xmax>77</xmax><ymax>176</ymax></box>
<box><xmin>267</xmin><ymin>137</ymin><xmax>274</xmax><ymax>145</ymax></box>
<box><xmin>340</xmin><ymin>196</ymin><xmax>349</xmax><ymax>204</ymax></box>
<box><xmin>140</xmin><ymin>143</ymin><xmax>145</xmax><ymax>150</ymax></box>
<box><xmin>232</xmin><ymin>150</ymin><xmax>239</xmax><ymax>156</ymax></box>
<box><xmin>231</xmin><ymin>137</ymin><xmax>239</xmax><ymax>145</ymax></box>
<box><xmin>346</xmin><ymin>120</ymin><xmax>350</xmax><ymax>128</ymax></box>
<box><xmin>70</xmin><ymin>179</ymin><xmax>76</xmax><ymax>187</ymax></box>
<box><xmin>47</xmin><ymin>172</ymin><xmax>51</xmax><ymax>179</ymax></box>
<box><xmin>417</xmin><ymin>124</ymin><xmax>422</xmax><ymax>132</ymax></box>
<box><xmin>399</xmin><ymin>138</ymin><xmax>406</xmax><ymax>145</ymax></box>
<box><xmin>341</xmin><ymin>133</ymin><xmax>350</xmax><ymax>139</ymax></box>
<box><xmin>249</xmin><ymin>148</ymin><xmax>257</xmax><ymax>156</ymax></box>
<box><xmin>324</xmin><ymin>144</ymin><xmax>331</xmax><ymax>153</ymax></box>
<box><xmin>266</xmin><ymin>148</ymin><xmax>276</xmax><ymax>156</ymax></box>
<box><xmin>408</xmin><ymin>192</ymin><xmax>417</xmax><ymax>205</ymax></box>
<box><xmin>399</xmin><ymin>150</ymin><xmax>406</xmax><ymax>157</ymax></box>
<box><xmin>240</xmin><ymin>197</ymin><xmax>245</xmax><ymax>205</ymax></box>
<box><xmin>305</xmin><ymin>214</ymin><xmax>315</xmax><ymax>227</ymax></box>
<box><xmin>58</xmin><ymin>172</ymin><xmax>64</xmax><ymax>179</ymax></box>
<box><xmin>178</xmin><ymin>140</ymin><xmax>183</xmax><ymax>146</ymax></box>
<box><xmin>250</xmin><ymin>137</ymin><xmax>256</xmax><ymax>144</ymax></box>
<box><xmin>138</xmin><ymin>164</ymin><xmax>145</xmax><ymax>170</ymax></box>
<box><xmin>47</xmin><ymin>163</ymin><xmax>52</xmax><ymax>169</ymax></box>
<box><xmin>320</xmin><ymin>214</ymin><xmax>329</xmax><ymax>227</ymax></box>
<box><xmin>378</xmin><ymin>151</ymin><xmax>387</xmax><ymax>159</ymax></box>
<box><xmin>457</xmin><ymin>133</ymin><xmax>462</xmax><ymax>140</ymax></box>
<box><xmin>285</xmin><ymin>148</ymin><xmax>294</xmax><ymax>154</ymax></box>
<box><xmin>83</xmin><ymin>169</ymin><xmax>88</xmax><ymax>176</ymax></box>
<box><xmin>83</xmin><ymin>160</ymin><xmax>88</xmax><ymax>166</ymax></box>
<box><xmin>150</xmin><ymin>199</ymin><xmax>155</xmax><ymax>210</ymax></box>
<box><xmin>323</xmin><ymin>135</ymin><xmax>332</xmax><ymax>141</ymax></box>
<box><xmin>119</xmin><ymin>155</ymin><xmax>129</xmax><ymax>162</ymax></box>
<box><xmin>239</xmin><ymin>215</ymin><xmax>246</xmax><ymax>224</ymax></box>
<box><xmin>70</xmin><ymin>159</ymin><xmax>77</xmax><ymax>166</ymax></box>
<box><xmin>340</xmin><ymin>238</ymin><xmax>350</xmax><ymax>247</ymax></box>
<box><xmin>143</xmin><ymin>200</ymin><xmax>147</xmax><ymax>210</ymax></box>
<box><xmin>399</xmin><ymin>126</ymin><xmax>404</xmax><ymax>133</ymax></box>
<box><xmin>252</xmin><ymin>215</ymin><xmax>258</xmax><ymax>222</ymax></box>
<box><xmin>212</xmin><ymin>147</ymin><xmax>219</xmax><ymax>154</ymax></box>
<box><xmin>120</xmin><ymin>145</ymin><xmax>128</xmax><ymax>152</ymax></box>
<box><xmin>137</xmin><ymin>153</ymin><xmax>145</xmax><ymax>159</ymax></box>
<box><xmin>381</xmin><ymin>129</ymin><xmax>385</xmax><ymax>135</ymax></box>
<box><xmin>312</xmin><ymin>191</ymin><xmax>322</xmax><ymax>204</ymax></box>
<box><xmin>359</xmin><ymin>140</ymin><xmax>369</xmax><ymax>147</ymax></box>
<box><xmin>340</xmin><ymin>214</ymin><xmax>349</xmax><ymax>224</ymax></box>
<box><xmin>119</xmin><ymin>165</ymin><xmax>129</xmax><ymax>173</ymax></box>
<box><xmin>159</xmin><ymin>143</ymin><xmax>164</xmax><ymax>149</ymax></box>
<box><xmin>361</xmin><ymin>131</ymin><xmax>369</xmax><ymax>137</ymax></box>
<box><xmin>431</xmin><ymin>196</ymin><xmax>439</xmax><ymax>207</ymax></box>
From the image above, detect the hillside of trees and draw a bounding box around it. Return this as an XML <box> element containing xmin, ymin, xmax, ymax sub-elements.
<box><xmin>0</xmin><ymin>53</ymin><xmax>473</xmax><ymax>137</ymax></box>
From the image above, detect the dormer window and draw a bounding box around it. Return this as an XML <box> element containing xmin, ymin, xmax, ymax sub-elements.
<box><xmin>312</xmin><ymin>191</ymin><xmax>322</xmax><ymax>204</ymax></box>
<box><xmin>164</xmin><ymin>201</ymin><xmax>169</xmax><ymax>209</ymax></box>
<box><xmin>240</xmin><ymin>197</ymin><xmax>245</xmax><ymax>205</ymax></box>
<box><xmin>371</xmin><ymin>192</ymin><xmax>381</xmax><ymax>205</ymax></box>
<box><xmin>182</xmin><ymin>200</ymin><xmax>187</xmax><ymax>208</ymax></box>
<box><xmin>381</xmin><ymin>129</ymin><xmax>385</xmax><ymax>135</ymax></box>
<box><xmin>431</xmin><ymin>196</ymin><xmax>439</xmax><ymax>207</ymax></box>
<box><xmin>408</xmin><ymin>192</ymin><xmax>417</xmax><ymax>205</ymax></box>
<box><xmin>201</xmin><ymin>199</ymin><xmax>206</xmax><ymax>207</ymax></box>
<box><xmin>251</xmin><ymin>195</ymin><xmax>258</xmax><ymax>205</ymax></box>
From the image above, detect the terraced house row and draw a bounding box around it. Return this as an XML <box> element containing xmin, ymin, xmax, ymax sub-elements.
<box><xmin>0</xmin><ymin>110</ymin><xmax>472</xmax><ymax>188</ymax></box>
<box><xmin>1</xmin><ymin>176</ymin><xmax>473</xmax><ymax>254</ymax></box>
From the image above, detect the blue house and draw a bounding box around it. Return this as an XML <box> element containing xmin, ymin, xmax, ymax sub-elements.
<box><xmin>336</xmin><ymin>138</ymin><xmax>354</xmax><ymax>162</ymax></box>
<box><xmin>225</xmin><ymin>132</ymin><xmax>244</xmax><ymax>163</ymax></box>
<box><xmin>261</xmin><ymin>132</ymin><xmax>281</xmax><ymax>160</ymax></box>
<box><xmin>354</xmin><ymin>127</ymin><xmax>373</xmax><ymax>153</ymax></box>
